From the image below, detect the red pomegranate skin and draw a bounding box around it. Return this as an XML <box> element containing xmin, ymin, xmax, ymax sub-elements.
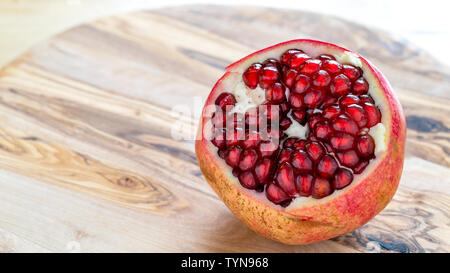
<box><xmin>195</xmin><ymin>39</ymin><xmax>406</xmax><ymax>245</ymax></box>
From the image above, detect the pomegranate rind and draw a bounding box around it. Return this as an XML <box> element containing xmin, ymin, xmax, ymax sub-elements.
<box><xmin>196</xmin><ymin>39</ymin><xmax>406</xmax><ymax>245</ymax></box>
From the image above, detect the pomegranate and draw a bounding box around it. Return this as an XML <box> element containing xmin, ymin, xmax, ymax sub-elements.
<box><xmin>196</xmin><ymin>39</ymin><xmax>406</xmax><ymax>245</ymax></box>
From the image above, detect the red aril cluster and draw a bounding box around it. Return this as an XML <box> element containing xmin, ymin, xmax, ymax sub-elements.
<box><xmin>210</xmin><ymin>49</ymin><xmax>382</xmax><ymax>207</ymax></box>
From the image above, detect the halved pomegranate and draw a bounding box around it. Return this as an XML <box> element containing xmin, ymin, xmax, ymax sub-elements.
<box><xmin>196</xmin><ymin>39</ymin><xmax>406</xmax><ymax>245</ymax></box>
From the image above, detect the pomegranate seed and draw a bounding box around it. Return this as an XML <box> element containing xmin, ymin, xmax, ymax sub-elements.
<box><xmin>356</xmin><ymin>134</ymin><xmax>375</xmax><ymax>157</ymax></box>
<box><xmin>266</xmin><ymin>183</ymin><xmax>291</xmax><ymax>205</ymax></box>
<box><xmin>281</xmin><ymin>49</ymin><xmax>302</xmax><ymax>65</ymax></box>
<box><xmin>305</xmin><ymin>141</ymin><xmax>325</xmax><ymax>162</ymax></box>
<box><xmin>289</xmin><ymin>52</ymin><xmax>310</xmax><ymax>69</ymax></box>
<box><xmin>283</xmin><ymin>68</ymin><xmax>298</xmax><ymax>88</ymax></box>
<box><xmin>265</xmin><ymin>82</ymin><xmax>286</xmax><ymax>103</ymax></box>
<box><xmin>322</xmin><ymin>105</ymin><xmax>341</xmax><ymax>120</ymax></box>
<box><xmin>359</xmin><ymin>94</ymin><xmax>374</xmax><ymax>104</ymax></box>
<box><xmin>321</xmin><ymin>97</ymin><xmax>338</xmax><ymax>108</ymax></box>
<box><xmin>263</xmin><ymin>58</ymin><xmax>282</xmax><ymax>71</ymax></box>
<box><xmin>254</xmin><ymin>158</ymin><xmax>274</xmax><ymax>183</ymax></box>
<box><xmin>363</xmin><ymin>103</ymin><xmax>381</xmax><ymax>127</ymax></box>
<box><xmin>322</xmin><ymin>60</ymin><xmax>342</xmax><ymax>74</ymax></box>
<box><xmin>332</xmin><ymin>114</ymin><xmax>359</xmax><ymax>135</ymax></box>
<box><xmin>330</xmin><ymin>132</ymin><xmax>355</xmax><ymax>151</ymax></box>
<box><xmin>339</xmin><ymin>94</ymin><xmax>360</xmax><ymax>107</ymax></box>
<box><xmin>303</xmin><ymin>89</ymin><xmax>325</xmax><ymax>108</ymax></box>
<box><xmin>353</xmin><ymin>77</ymin><xmax>369</xmax><ymax>95</ymax></box>
<box><xmin>239</xmin><ymin>149</ymin><xmax>258</xmax><ymax>171</ymax></box>
<box><xmin>241</xmin><ymin>131</ymin><xmax>261</xmax><ymax>149</ymax></box>
<box><xmin>212</xmin><ymin>130</ymin><xmax>226</xmax><ymax>149</ymax></box>
<box><xmin>312</xmin><ymin>177</ymin><xmax>333</xmax><ymax>199</ymax></box>
<box><xmin>276</xmin><ymin>162</ymin><xmax>297</xmax><ymax>196</ymax></box>
<box><xmin>280</xmin><ymin>117</ymin><xmax>292</xmax><ymax>130</ymax></box>
<box><xmin>317</xmin><ymin>155</ymin><xmax>338</xmax><ymax>178</ymax></box>
<box><xmin>291</xmin><ymin>150</ymin><xmax>313</xmax><ymax>173</ymax></box>
<box><xmin>312</xmin><ymin>70</ymin><xmax>331</xmax><ymax>87</ymax></box>
<box><xmin>296</xmin><ymin>174</ymin><xmax>314</xmax><ymax>196</ymax></box>
<box><xmin>292</xmin><ymin>74</ymin><xmax>310</xmax><ymax>94</ymax></box>
<box><xmin>333</xmin><ymin>168</ymin><xmax>353</xmax><ymax>189</ymax></box>
<box><xmin>308</xmin><ymin>113</ymin><xmax>323</xmax><ymax>129</ymax></box>
<box><xmin>232</xmin><ymin>168</ymin><xmax>240</xmax><ymax>177</ymax></box>
<box><xmin>291</xmin><ymin>109</ymin><xmax>306</xmax><ymax>124</ymax></box>
<box><xmin>279</xmin><ymin>101</ymin><xmax>290</xmax><ymax>115</ymax></box>
<box><xmin>226</xmin><ymin>129</ymin><xmax>244</xmax><ymax>146</ymax></box>
<box><xmin>330</xmin><ymin>74</ymin><xmax>351</xmax><ymax>97</ymax></box>
<box><xmin>314</xmin><ymin>121</ymin><xmax>331</xmax><ymax>140</ymax></box>
<box><xmin>318</xmin><ymin>54</ymin><xmax>335</xmax><ymax>61</ymax></box>
<box><xmin>300</xmin><ymin>59</ymin><xmax>322</xmax><ymax>74</ymax></box>
<box><xmin>215</xmin><ymin>92</ymin><xmax>236</xmax><ymax>110</ymax></box>
<box><xmin>225</xmin><ymin>146</ymin><xmax>242</xmax><ymax>167</ymax></box>
<box><xmin>336</xmin><ymin>150</ymin><xmax>360</xmax><ymax>168</ymax></box>
<box><xmin>243</xmin><ymin>63</ymin><xmax>263</xmax><ymax>89</ymax></box>
<box><xmin>218</xmin><ymin>149</ymin><xmax>227</xmax><ymax>159</ymax></box>
<box><xmin>288</xmin><ymin>92</ymin><xmax>304</xmax><ymax>109</ymax></box>
<box><xmin>344</xmin><ymin>104</ymin><xmax>368</xmax><ymax>128</ymax></box>
<box><xmin>293</xmin><ymin>139</ymin><xmax>307</xmax><ymax>150</ymax></box>
<box><xmin>238</xmin><ymin>171</ymin><xmax>258</xmax><ymax>189</ymax></box>
<box><xmin>279</xmin><ymin>148</ymin><xmax>293</xmax><ymax>163</ymax></box>
<box><xmin>283</xmin><ymin>137</ymin><xmax>299</xmax><ymax>149</ymax></box>
<box><xmin>259</xmin><ymin>65</ymin><xmax>280</xmax><ymax>89</ymax></box>
<box><xmin>354</xmin><ymin>160</ymin><xmax>369</xmax><ymax>174</ymax></box>
<box><xmin>342</xmin><ymin>64</ymin><xmax>361</xmax><ymax>81</ymax></box>
<box><xmin>257</xmin><ymin>141</ymin><xmax>279</xmax><ymax>158</ymax></box>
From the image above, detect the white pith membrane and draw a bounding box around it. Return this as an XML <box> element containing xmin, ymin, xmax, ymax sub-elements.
<box><xmin>205</xmin><ymin>41</ymin><xmax>389</xmax><ymax>210</ymax></box>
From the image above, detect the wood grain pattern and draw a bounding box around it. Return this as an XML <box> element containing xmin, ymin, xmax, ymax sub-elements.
<box><xmin>0</xmin><ymin>5</ymin><xmax>449</xmax><ymax>252</ymax></box>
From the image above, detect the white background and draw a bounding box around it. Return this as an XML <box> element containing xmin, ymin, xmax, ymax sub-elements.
<box><xmin>68</xmin><ymin>0</ymin><xmax>450</xmax><ymax>65</ymax></box>
<box><xmin>1</xmin><ymin>0</ymin><xmax>448</xmax><ymax>66</ymax></box>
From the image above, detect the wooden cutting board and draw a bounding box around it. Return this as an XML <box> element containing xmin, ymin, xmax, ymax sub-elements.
<box><xmin>0</xmin><ymin>5</ymin><xmax>449</xmax><ymax>253</ymax></box>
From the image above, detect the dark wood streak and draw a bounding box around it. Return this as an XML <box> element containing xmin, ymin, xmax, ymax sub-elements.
<box><xmin>75</xmin><ymin>151</ymin><xmax>91</xmax><ymax>166</ymax></box>
<box><xmin>352</xmin><ymin>228</ymin><xmax>424</xmax><ymax>253</ymax></box>
<box><xmin>96</xmin><ymin>171</ymin><xmax>178</xmax><ymax>206</ymax></box>
<box><xmin>119</xmin><ymin>133</ymin><xmax>198</xmax><ymax>165</ymax></box>
<box><xmin>406</xmin><ymin>115</ymin><xmax>450</xmax><ymax>133</ymax></box>
<box><xmin>179</xmin><ymin>47</ymin><xmax>230</xmax><ymax>69</ymax></box>
<box><xmin>20</xmin><ymin>136</ymin><xmax>40</xmax><ymax>141</ymax></box>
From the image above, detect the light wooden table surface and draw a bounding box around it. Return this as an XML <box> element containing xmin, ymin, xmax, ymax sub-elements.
<box><xmin>0</xmin><ymin>4</ymin><xmax>449</xmax><ymax>253</ymax></box>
